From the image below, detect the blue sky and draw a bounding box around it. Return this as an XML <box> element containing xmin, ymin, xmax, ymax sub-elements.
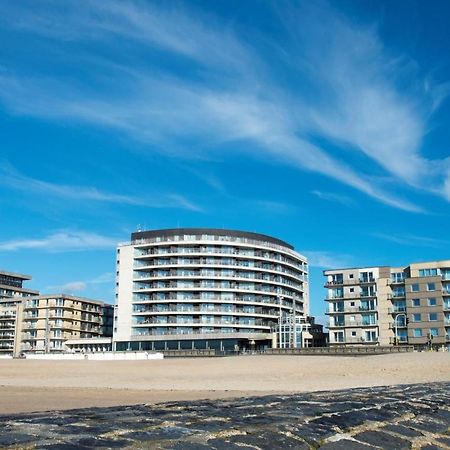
<box><xmin>0</xmin><ymin>0</ymin><xmax>449</xmax><ymax>321</ymax></box>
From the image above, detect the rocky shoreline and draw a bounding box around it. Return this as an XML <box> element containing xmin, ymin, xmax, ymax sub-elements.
<box><xmin>1</xmin><ymin>382</ymin><xmax>449</xmax><ymax>449</ymax></box>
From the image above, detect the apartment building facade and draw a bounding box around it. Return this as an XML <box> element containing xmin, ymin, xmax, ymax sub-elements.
<box><xmin>325</xmin><ymin>260</ymin><xmax>450</xmax><ymax>349</ymax></box>
<box><xmin>21</xmin><ymin>294</ymin><xmax>113</xmax><ymax>355</ymax></box>
<box><xmin>114</xmin><ymin>228</ymin><xmax>309</xmax><ymax>351</ymax></box>
<box><xmin>0</xmin><ymin>270</ymin><xmax>39</xmax><ymax>356</ymax></box>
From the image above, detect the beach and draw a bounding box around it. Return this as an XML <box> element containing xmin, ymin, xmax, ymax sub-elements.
<box><xmin>0</xmin><ymin>353</ymin><xmax>449</xmax><ymax>414</ymax></box>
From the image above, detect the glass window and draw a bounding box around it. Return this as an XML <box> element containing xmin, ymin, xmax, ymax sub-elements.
<box><xmin>428</xmin><ymin>298</ymin><xmax>437</xmax><ymax>306</ymax></box>
<box><xmin>411</xmin><ymin>298</ymin><xmax>420</xmax><ymax>307</ymax></box>
<box><xmin>391</xmin><ymin>272</ymin><xmax>405</xmax><ymax>283</ymax></box>
<box><xmin>429</xmin><ymin>328</ymin><xmax>439</xmax><ymax>337</ymax></box>
<box><xmin>418</xmin><ymin>268</ymin><xmax>438</xmax><ymax>277</ymax></box>
<box><xmin>429</xmin><ymin>313</ymin><xmax>438</xmax><ymax>321</ymax></box>
<box><xmin>411</xmin><ymin>284</ymin><xmax>420</xmax><ymax>292</ymax></box>
<box><xmin>427</xmin><ymin>283</ymin><xmax>436</xmax><ymax>291</ymax></box>
<box><xmin>413</xmin><ymin>329</ymin><xmax>422</xmax><ymax>337</ymax></box>
<box><xmin>412</xmin><ymin>313</ymin><xmax>421</xmax><ymax>322</ymax></box>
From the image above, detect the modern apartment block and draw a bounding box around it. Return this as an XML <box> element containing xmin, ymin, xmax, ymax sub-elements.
<box><xmin>21</xmin><ymin>294</ymin><xmax>113</xmax><ymax>355</ymax></box>
<box><xmin>325</xmin><ymin>260</ymin><xmax>450</xmax><ymax>349</ymax></box>
<box><xmin>114</xmin><ymin>228</ymin><xmax>309</xmax><ymax>351</ymax></box>
<box><xmin>0</xmin><ymin>270</ymin><xmax>39</xmax><ymax>356</ymax></box>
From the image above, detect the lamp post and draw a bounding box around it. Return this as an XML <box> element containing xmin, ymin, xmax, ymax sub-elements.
<box><xmin>278</xmin><ymin>296</ymin><xmax>284</xmax><ymax>349</ymax></box>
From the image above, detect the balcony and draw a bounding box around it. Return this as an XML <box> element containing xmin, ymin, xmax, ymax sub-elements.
<box><xmin>389</xmin><ymin>322</ymin><xmax>407</xmax><ymax>329</ymax></box>
<box><xmin>331</xmin><ymin>337</ymin><xmax>379</xmax><ymax>344</ymax></box>
<box><xmin>389</xmin><ymin>336</ymin><xmax>408</xmax><ymax>344</ymax></box>
<box><xmin>389</xmin><ymin>307</ymin><xmax>407</xmax><ymax>314</ymax></box>
<box><xmin>329</xmin><ymin>321</ymin><xmax>377</xmax><ymax>328</ymax></box>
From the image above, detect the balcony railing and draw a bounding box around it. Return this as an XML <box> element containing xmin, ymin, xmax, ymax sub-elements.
<box><xmin>389</xmin><ymin>307</ymin><xmax>407</xmax><ymax>314</ymax></box>
<box><xmin>329</xmin><ymin>321</ymin><xmax>377</xmax><ymax>328</ymax></box>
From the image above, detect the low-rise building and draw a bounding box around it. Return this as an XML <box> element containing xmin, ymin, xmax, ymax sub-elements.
<box><xmin>21</xmin><ymin>294</ymin><xmax>113</xmax><ymax>354</ymax></box>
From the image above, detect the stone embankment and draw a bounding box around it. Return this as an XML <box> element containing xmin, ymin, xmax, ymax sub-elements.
<box><xmin>1</xmin><ymin>382</ymin><xmax>449</xmax><ymax>449</ymax></box>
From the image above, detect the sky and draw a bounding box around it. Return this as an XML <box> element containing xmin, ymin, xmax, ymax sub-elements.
<box><xmin>0</xmin><ymin>0</ymin><xmax>449</xmax><ymax>322</ymax></box>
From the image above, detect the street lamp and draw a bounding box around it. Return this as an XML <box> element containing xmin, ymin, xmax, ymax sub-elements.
<box><xmin>277</xmin><ymin>296</ymin><xmax>284</xmax><ymax>349</ymax></box>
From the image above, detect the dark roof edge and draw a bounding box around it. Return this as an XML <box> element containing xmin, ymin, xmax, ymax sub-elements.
<box><xmin>131</xmin><ymin>228</ymin><xmax>294</xmax><ymax>250</ymax></box>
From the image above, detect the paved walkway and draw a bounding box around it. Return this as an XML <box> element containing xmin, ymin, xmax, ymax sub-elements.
<box><xmin>1</xmin><ymin>382</ymin><xmax>449</xmax><ymax>449</ymax></box>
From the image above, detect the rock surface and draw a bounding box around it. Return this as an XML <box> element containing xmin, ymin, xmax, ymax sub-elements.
<box><xmin>1</xmin><ymin>382</ymin><xmax>449</xmax><ymax>449</ymax></box>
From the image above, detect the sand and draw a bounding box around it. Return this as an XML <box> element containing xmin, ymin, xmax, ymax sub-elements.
<box><xmin>0</xmin><ymin>353</ymin><xmax>449</xmax><ymax>414</ymax></box>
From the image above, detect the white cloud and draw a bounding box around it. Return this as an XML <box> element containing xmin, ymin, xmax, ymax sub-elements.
<box><xmin>302</xmin><ymin>251</ymin><xmax>354</xmax><ymax>269</ymax></box>
<box><xmin>311</xmin><ymin>190</ymin><xmax>355</xmax><ymax>207</ymax></box>
<box><xmin>0</xmin><ymin>231</ymin><xmax>119</xmax><ymax>252</ymax></box>
<box><xmin>0</xmin><ymin>163</ymin><xmax>204</xmax><ymax>212</ymax></box>
<box><xmin>46</xmin><ymin>272</ymin><xmax>115</xmax><ymax>294</ymax></box>
<box><xmin>48</xmin><ymin>281</ymin><xmax>87</xmax><ymax>293</ymax></box>
<box><xmin>371</xmin><ymin>232</ymin><xmax>447</xmax><ymax>248</ymax></box>
<box><xmin>0</xmin><ymin>1</ymin><xmax>448</xmax><ymax>212</ymax></box>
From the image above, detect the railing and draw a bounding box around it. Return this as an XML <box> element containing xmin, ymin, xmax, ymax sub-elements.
<box><xmin>131</xmin><ymin>234</ymin><xmax>305</xmax><ymax>261</ymax></box>
<box><xmin>389</xmin><ymin>307</ymin><xmax>407</xmax><ymax>314</ymax></box>
<box><xmin>390</xmin><ymin>337</ymin><xmax>408</xmax><ymax>344</ymax></box>
<box><xmin>329</xmin><ymin>321</ymin><xmax>377</xmax><ymax>328</ymax></box>
<box><xmin>133</xmin><ymin>307</ymin><xmax>277</xmax><ymax>315</ymax></box>
<box><xmin>389</xmin><ymin>322</ymin><xmax>407</xmax><ymax>329</ymax></box>
<box><xmin>131</xmin><ymin>297</ymin><xmax>301</xmax><ymax>312</ymax></box>
<box><xmin>326</xmin><ymin>307</ymin><xmax>377</xmax><ymax>314</ymax></box>
<box><xmin>134</xmin><ymin>318</ymin><xmax>265</xmax><ymax>326</ymax></box>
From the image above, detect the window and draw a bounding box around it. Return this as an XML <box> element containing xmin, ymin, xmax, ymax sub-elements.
<box><xmin>428</xmin><ymin>298</ymin><xmax>437</xmax><ymax>306</ymax></box>
<box><xmin>350</xmin><ymin>302</ymin><xmax>355</xmax><ymax>307</ymax></box>
<box><xmin>334</xmin><ymin>331</ymin><xmax>344</xmax><ymax>342</ymax></box>
<box><xmin>365</xmin><ymin>331</ymin><xmax>377</xmax><ymax>342</ymax></box>
<box><xmin>350</xmin><ymin>288</ymin><xmax>354</xmax><ymax>293</ymax></box>
<box><xmin>429</xmin><ymin>328</ymin><xmax>439</xmax><ymax>337</ymax></box>
<box><xmin>419</xmin><ymin>268</ymin><xmax>438</xmax><ymax>277</ymax></box>
<box><xmin>351</xmin><ymin>331</ymin><xmax>356</xmax><ymax>337</ymax></box>
<box><xmin>413</xmin><ymin>329</ymin><xmax>422</xmax><ymax>337</ymax></box>
<box><xmin>411</xmin><ymin>284</ymin><xmax>420</xmax><ymax>292</ymax></box>
<box><xmin>412</xmin><ymin>313</ymin><xmax>421</xmax><ymax>322</ymax></box>
<box><xmin>392</xmin><ymin>287</ymin><xmax>405</xmax><ymax>298</ymax></box>
<box><xmin>429</xmin><ymin>313</ymin><xmax>438</xmax><ymax>321</ymax></box>
<box><xmin>427</xmin><ymin>283</ymin><xmax>436</xmax><ymax>291</ymax></box>
<box><xmin>361</xmin><ymin>314</ymin><xmax>376</xmax><ymax>325</ymax></box>
<box><xmin>411</xmin><ymin>299</ymin><xmax>420</xmax><ymax>307</ymax></box>
<box><xmin>391</xmin><ymin>272</ymin><xmax>405</xmax><ymax>283</ymax></box>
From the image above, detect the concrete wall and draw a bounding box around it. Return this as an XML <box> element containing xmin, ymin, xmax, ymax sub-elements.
<box><xmin>24</xmin><ymin>351</ymin><xmax>164</xmax><ymax>360</ymax></box>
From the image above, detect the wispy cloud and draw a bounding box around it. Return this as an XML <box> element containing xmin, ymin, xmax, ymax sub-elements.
<box><xmin>0</xmin><ymin>163</ymin><xmax>204</xmax><ymax>212</ymax></box>
<box><xmin>311</xmin><ymin>190</ymin><xmax>355</xmax><ymax>207</ymax></box>
<box><xmin>0</xmin><ymin>231</ymin><xmax>119</xmax><ymax>252</ymax></box>
<box><xmin>0</xmin><ymin>1</ymin><xmax>448</xmax><ymax>211</ymax></box>
<box><xmin>46</xmin><ymin>272</ymin><xmax>115</xmax><ymax>293</ymax></box>
<box><xmin>302</xmin><ymin>251</ymin><xmax>354</xmax><ymax>269</ymax></box>
<box><xmin>371</xmin><ymin>232</ymin><xmax>448</xmax><ymax>248</ymax></box>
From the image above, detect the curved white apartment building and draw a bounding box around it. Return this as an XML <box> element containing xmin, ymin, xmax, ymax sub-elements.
<box><xmin>114</xmin><ymin>228</ymin><xmax>308</xmax><ymax>351</ymax></box>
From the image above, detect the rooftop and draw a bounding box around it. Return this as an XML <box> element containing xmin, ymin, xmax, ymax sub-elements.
<box><xmin>0</xmin><ymin>270</ymin><xmax>33</xmax><ymax>281</ymax></box>
<box><xmin>130</xmin><ymin>228</ymin><xmax>294</xmax><ymax>250</ymax></box>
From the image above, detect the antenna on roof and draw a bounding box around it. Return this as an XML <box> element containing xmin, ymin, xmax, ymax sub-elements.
<box><xmin>136</xmin><ymin>224</ymin><xmax>142</xmax><ymax>232</ymax></box>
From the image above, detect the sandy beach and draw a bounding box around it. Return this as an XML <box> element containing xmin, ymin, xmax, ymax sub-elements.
<box><xmin>0</xmin><ymin>353</ymin><xmax>449</xmax><ymax>414</ymax></box>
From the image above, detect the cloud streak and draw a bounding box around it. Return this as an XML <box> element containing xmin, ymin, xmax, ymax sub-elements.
<box><xmin>302</xmin><ymin>251</ymin><xmax>355</xmax><ymax>269</ymax></box>
<box><xmin>371</xmin><ymin>232</ymin><xmax>448</xmax><ymax>248</ymax></box>
<box><xmin>0</xmin><ymin>163</ymin><xmax>203</xmax><ymax>212</ymax></box>
<box><xmin>46</xmin><ymin>272</ymin><xmax>115</xmax><ymax>293</ymax></box>
<box><xmin>0</xmin><ymin>231</ymin><xmax>119</xmax><ymax>252</ymax></box>
<box><xmin>0</xmin><ymin>1</ymin><xmax>448</xmax><ymax>212</ymax></box>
